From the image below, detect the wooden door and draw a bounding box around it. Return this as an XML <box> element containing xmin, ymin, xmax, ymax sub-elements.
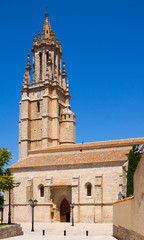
<box><xmin>60</xmin><ymin>199</ymin><xmax>70</xmax><ymax>222</ymax></box>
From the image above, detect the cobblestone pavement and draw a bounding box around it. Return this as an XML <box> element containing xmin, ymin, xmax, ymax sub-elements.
<box><xmin>3</xmin><ymin>223</ymin><xmax>116</xmax><ymax>240</ymax></box>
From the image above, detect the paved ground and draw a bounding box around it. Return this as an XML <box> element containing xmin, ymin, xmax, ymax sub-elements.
<box><xmin>4</xmin><ymin>223</ymin><xmax>116</xmax><ymax>240</ymax></box>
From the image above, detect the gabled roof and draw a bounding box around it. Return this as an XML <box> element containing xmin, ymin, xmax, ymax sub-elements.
<box><xmin>9</xmin><ymin>149</ymin><xmax>128</xmax><ymax>170</ymax></box>
<box><xmin>10</xmin><ymin>137</ymin><xmax>144</xmax><ymax>170</ymax></box>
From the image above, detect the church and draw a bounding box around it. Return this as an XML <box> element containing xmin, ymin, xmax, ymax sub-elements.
<box><xmin>5</xmin><ymin>11</ymin><xmax>144</xmax><ymax>223</ymax></box>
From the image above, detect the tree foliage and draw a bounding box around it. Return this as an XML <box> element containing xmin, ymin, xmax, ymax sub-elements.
<box><xmin>126</xmin><ymin>145</ymin><xmax>141</xmax><ymax>197</ymax></box>
<box><xmin>0</xmin><ymin>148</ymin><xmax>15</xmax><ymax>193</ymax></box>
<box><xmin>0</xmin><ymin>148</ymin><xmax>12</xmax><ymax>173</ymax></box>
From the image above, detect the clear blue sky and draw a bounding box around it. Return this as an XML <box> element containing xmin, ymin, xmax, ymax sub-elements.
<box><xmin>0</xmin><ymin>0</ymin><xmax>144</xmax><ymax>166</ymax></box>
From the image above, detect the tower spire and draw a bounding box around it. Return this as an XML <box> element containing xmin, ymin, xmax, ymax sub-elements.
<box><xmin>41</xmin><ymin>9</ymin><xmax>53</xmax><ymax>40</ymax></box>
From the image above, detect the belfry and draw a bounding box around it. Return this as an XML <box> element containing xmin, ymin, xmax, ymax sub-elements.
<box><xmin>19</xmin><ymin>10</ymin><xmax>76</xmax><ymax>160</ymax></box>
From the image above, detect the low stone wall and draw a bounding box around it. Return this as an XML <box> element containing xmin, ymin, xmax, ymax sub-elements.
<box><xmin>113</xmin><ymin>225</ymin><xmax>144</xmax><ymax>240</ymax></box>
<box><xmin>0</xmin><ymin>224</ymin><xmax>23</xmax><ymax>239</ymax></box>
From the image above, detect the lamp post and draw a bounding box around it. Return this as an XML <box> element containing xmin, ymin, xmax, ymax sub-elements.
<box><xmin>0</xmin><ymin>205</ymin><xmax>4</xmax><ymax>224</ymax></box>
<box><xmin>28</xmin><ymin>199</ymin><xmax>38</xmax><ymax>232</ymax></box>
<box><xmin>70</xmin><ymin>202</ymin><xmax>74</xmax><ymax>226</ymax></box>
<box><xmin>8</xmin><ymin>182</ymin><xmax>21</xmax><ymax>224</ymax></box>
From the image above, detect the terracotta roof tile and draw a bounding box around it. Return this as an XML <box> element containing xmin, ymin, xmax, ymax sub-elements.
<box><xmin>28</xmin><ymin>137</ymin><xmax>144</xmax><ymax>155</ymax></box>
<box><xmin>113</xmin><ymin>196</ymin><xmax>134</xmax><ymax>204</ymax></box>
<box><xmin>9</xmin><ymin>149</ymin><xmax>128</xmax><ymax>170</ymax></box>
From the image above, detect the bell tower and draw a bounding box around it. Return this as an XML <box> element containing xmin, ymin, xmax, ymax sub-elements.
<box><xmin>19</xmin><ymin>10</ymin><xmax>76</xmax><ymax>161</ymax></box>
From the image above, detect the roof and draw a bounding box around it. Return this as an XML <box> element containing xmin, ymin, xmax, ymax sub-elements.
<box><xmin>113</xmin><ymin>196</ymin><xmax>134</xmax><ymax>204</ymax></box>
<box><xmin>28</xmin><ymin>137</ymin><xmax>144</xmax><ymax>155</ymax></box>
<box><xmin>9</xmin><ymin>149</ymin><xmax>128</xmax><ymax>170</ymax></box>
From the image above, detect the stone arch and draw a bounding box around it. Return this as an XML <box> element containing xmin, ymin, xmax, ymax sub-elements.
<box><xmin>60</xmin><ymin>198</ymin><xmax>70</xmax><ymax>222</ymax></box>
<box><xmin>38</xmin><ymin>184</ymin><xmax>44</xmax><ymax>197</ymax></box>
<box><xmin>56</xmin><ymin>194</ymin><xmax>70</xmax><ymax>208</ymax></box>
<box><xmin>85</xmin><ymin>182</ymin><xmax>92</xmax><ymax>196</ymax></box>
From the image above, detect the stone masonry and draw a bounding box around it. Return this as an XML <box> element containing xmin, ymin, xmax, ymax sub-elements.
<box><xmin>19</xmin><ymin>10</ymin><xmax>75</xmax><ymax>161</ymax></box>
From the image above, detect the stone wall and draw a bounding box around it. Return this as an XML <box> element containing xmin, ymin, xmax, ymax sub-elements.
<box><xmin>4</xmin><ymin>163</ymin><xmax>122</xmax><ymax>223</ymax></box>
<box><xmin>113</xmin><ymin>225</ymin><xmax>144</xmax><ymax>240</ymax></box>
<box><xmin>113</xmin><ymin>154</ymin><xmax>144</xmax><ymax>239</ymax></box>
<box><xmin>0</xmin><ymin>224</ymin><xmax>23</xmax><ymax>239</ymax></box>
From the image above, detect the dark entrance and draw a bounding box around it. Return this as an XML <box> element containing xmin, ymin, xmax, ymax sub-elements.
<box><xmin>60</xmin><ymin>199</ymin><xmax>70</xmax><ymax>222</ymax></box>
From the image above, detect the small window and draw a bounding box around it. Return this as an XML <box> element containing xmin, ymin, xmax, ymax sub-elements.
<box><xmin>46</xmin><ymin>52</ymin><xmax>49</xmax><ymax>65</ymax></box>
<box><xmin>39</xmin><ymin>52</ymin><xmax>42</xmax><ymax>78</ymax></box>
<box><xmin>46</xmin><ymin>30</ymin><xmax>48</xmax><ymax>34</ymax></box>
<box><xmin>37</xmin><ymin>102</ymin><xmax>40</xmax><ymax>113</ymax></box>
<box><xmin>59</xmin><ymin>106</ymin><xmax>61</xmax><ymax>116</ymax></box>
<box><xmin>87</xmin><ymin>184</ymin><xmax>92</xmax><ymax>196</ymax></box>
<box><xmin>40</xmin><ymin>185</ymin><xmax>44</xmax><ymax>197</ymax></box>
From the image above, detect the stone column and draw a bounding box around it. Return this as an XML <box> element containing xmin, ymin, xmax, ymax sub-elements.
<box><xmin>33</xmin><ymin>52</ymin><xmax>35</xmax><ymax>83</ymax></box>
<box><xmin>42</xmin><ymin>89</ymin><xmax>49</xmax><ymax>148</ymax></box>
<box><xmin>45</xmin><ymin>178</ymin><xmax>52</xmax><ymax>203</ymax></box>
<box><xmin>35</xmin><ymin>52</ymin><xmax>40</xmax><ymax>82</ymax></box>
<box><xmin>19</xmin><ymin>96</ymin><xmax>30</xmax><ymax>160</ymax></box>
<box><xmin>51</xmin><ymin>88</ymin><xmax>59</xmax><ymax>146</ymax></box>
<box><xmin>58</xmin><ymin>54</ymin><xmax>61</xmax><ymax>85</ymax></box>
<box><xmin>26</xmin><ymin>179</ymin><xmax>33</xmax><ymax>201</ymax></box>
<box><xmin>119</xmin><ymin>173</ymin><xmax>123</xmax><ymax>194</ymax></box>
<box><xmin>45</xmin><ymin>178</ymin><xmax>53</xmax><ymax>222</ymax></box>
<box><xmin>71</xmin><ymin>176</ymin><xmax>79</xmax><ymax>222</ymax></box>
<box><xmin>94</xmin><ymin>175</ymin><xmax>103</xmax><ymax>222</ymax></box>
<box><xmin>42</xmin><ymin>48</ymin><xmax>45</xmax><ymax>82</ymax></box>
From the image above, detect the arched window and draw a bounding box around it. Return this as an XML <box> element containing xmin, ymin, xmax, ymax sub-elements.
<box><xmin>46</xmin><ymin>52</ymin><xmax>49</xmax><ymax>66</ymax></box>
<box><xmin>59</xmin><ymin>106</ymin><xmax>61</xmax><ymax>117</ymax></box>
<box><xmin>86</xmin><ymin>184</ymin><xmax>92</xmax><ymax>196</ymax></box>
<box><xmin>40</xmin><ymin>185</ymin><xmax>44</xmax><ymax>197</ymax></box>
<box><xmin>39</xmin><ymin>52</ymin><xmax>42</xmax><ymax>79</ymax></box>
<box><xmin>37</xmin><ymin>102</ymin><xmax>40</xmax><ymax>113</ymax></box>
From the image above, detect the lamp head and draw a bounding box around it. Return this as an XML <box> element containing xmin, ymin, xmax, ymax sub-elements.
<box><xmin>15</xmin><ymin>182</ymin><xmax>21</xmax><ymax>187</ymax></box>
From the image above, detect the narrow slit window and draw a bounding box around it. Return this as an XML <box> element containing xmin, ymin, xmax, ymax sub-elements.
<box><xmin>59</xmin><ymin>106</ymin><xmax>61</xmax><ymax>116</ymax></box>
<box><xmin>40</xmin><ymin>185</ymin><xmax>44</xmax><ymax>197</ymax></box>
<box><xmin>39</xmin><ymin>52</ymin><xmax>42</xmax><ymax>79</ymax></box>
<box><xmin>87</xmin><ymin>184</ymin><xmax>92</xmax><ymax>196</ymax></box>
<box><xmin>46</xmin><ymin>52</ymin><xmax>49</xmax><ymax>66</ymax></box>
<box><xmin>37</xmin><ymin>102</ymin><xmax>40</xmax><ymax>113</ymax></box>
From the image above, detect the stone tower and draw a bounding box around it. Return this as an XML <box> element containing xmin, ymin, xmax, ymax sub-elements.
<box><xmin>19</xmin><ymin>10</ymin><xmax>76</xmax><ymax>160</ymax></box>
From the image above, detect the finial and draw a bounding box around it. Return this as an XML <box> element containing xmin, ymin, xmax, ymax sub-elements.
<box><xmin>62</xmin><ymin>61</ymin><xmax>67</xmax><ymax>90</ymax></box>
<box><xmin>26</xmin><ymin>53</ymin><xmax>30</xmax><ymax>66</ymax></box>
<box><xmin>24</xmin><ymin>53</ymin><xmax>31</xmax><ymax>84</ymax></box>
<box><xmin>67</xmin><ymin>79</ymin><xmax>69</xmax><ymax>87</ymax></box>
<box><xmin>33</xmin><ymin>33</ymin><xmax>37</xmax><ymax>43</ymax></box>
<box><xmin>62</xmin><ymin>61</ymin><xmax>66</xmax><ymax>74</ymax></box>
<box><xmin>56</xmin><ymin>36</ymin><xmax>58</xmax><ymax>44</ymax></box>
<box><xmin>25</xmin><ymin>53</ymin><xmax>31</xmax><ymax>72</ymax></box>
<box><xmin>45</xmin><ymin>8</ymin><xmax>48</xmax><ymax>18</ymax></box>
<box><xmin>38</xmin><ymin>32</ymin><xmax>41</xmax><ymax>40</ymax></box>
<box><xmin>66</xmin><ymin>79</ymin><xmax>69</xmax><ymax>91</ymax></box>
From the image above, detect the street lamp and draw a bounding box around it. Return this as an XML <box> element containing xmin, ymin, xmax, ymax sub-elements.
<box><xmin>70</xmin><ymin>202</ymin><xmax>74</xmax><ymax>226</ymax></box>
<box><xmin>28</xmin><ymin>199</ymin><xmax>38</xmax><ymax>232</ymax></box>
<box><xmin>8</xmin><ymin>182</ymin><xmax>21</xmax><ymax>224</ymax></box>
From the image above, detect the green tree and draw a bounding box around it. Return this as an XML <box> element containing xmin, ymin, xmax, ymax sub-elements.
<box><xmin>0</xmin><ymin>148</ymin><xmax>15</xmax><ymax>193</ymax></box>
<box><xmin>126</xmin><ymin>145</ymin><xmax>141</xmax><ymax>197</ymax></box>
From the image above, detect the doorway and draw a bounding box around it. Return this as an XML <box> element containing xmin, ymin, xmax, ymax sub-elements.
<box><xmin>60</xmin><ymin>199</ymin><xmax>70</xmax><ymax>222</ymax></box>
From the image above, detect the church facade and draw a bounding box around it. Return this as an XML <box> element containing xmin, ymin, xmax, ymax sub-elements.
<box><xmin>5</xmin><ymin>11</ymin><xmax>144</xmax><ymax>223</ymax></box>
